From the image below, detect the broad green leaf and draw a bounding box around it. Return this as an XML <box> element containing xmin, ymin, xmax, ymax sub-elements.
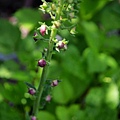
<box><xmin>74</xmin><ymin>110</ymin><xmax>86</xmax><ymax>120</ymax></box>
<box><xmin>37</xmin><ymin>111</ymin><xmax>56</xmax><ymax>120</ymax></box>
<box><xmin>82</xmin><ymin>21</ymin><xmax>104</xmax><ymax>53</ymax></box>
<box><xmin>0</xmin><ymin>66</ymin><xmax>12</xmax><ymax>79</ymax></box>
<box><xmin>0</xmin><ymin>19</ymin><xmax>21</xmax><ymax>54</ymax></box>
<box><xmin>14</xmin><ymin>8</ymin><xmax>41</xmax><ymax>30</ymax></box>
<box><xmin>104</xmin><ymin>83</ymin><xmax>119</xmax><ymax>109</ymax></box>
<box><xmin>104</xmin><ymin>35</ymin><xmax>120</xmax><ymax>53</ymax></box>
<box><xmin>60</xmin><ymin>45</ymin><xmax>86</xmax><ymax>79</ymax></box>
<box><xmin>80</xmin><ymin>0</ymin><xmax>111</xmax><ymax>19</ymax></box>
<box><xmin>0</xmin><ymin>82</ymin><xmax>27</xmax><ymax>104</ymax></box>
<box><xmin>83</xmin><ymin>48</ymin><xmax>118</xmax><ymax>73</ymax></box>
<box><xmin>106</xmin><ymin>55</ymin><xmax>118</xmax><ymax>69</ymax></box>
<box><xmin>85</xmin><ymin>87</ymin><xmax>104</xmax><ymax>107</ymax></box>
<box><xmin>0</xmin><ymin>64</ymin><xmax>33</xmax><ymax>81</ymax></box>
<box><xmin>0</xmin><ymin>102</ymin><xmax>23</xmax><ymax>120</ymax></box>
<box><xmin>84</xmin><ymin>83</ymin><xmax>118</xmax><ymax>119</ymax></box>
<box><xmin>51</xmin><ymin>45</ymin><xmax>92</xmax><ymax>101</ymax></box>
<box><xmin>56</xmin><ymin>106</ymin><xmax>70</xmax><ymax>120</ymax></box>
<box><xmin>11</xmin><ymin>70</ymin><xmax>33</xmax><ymax>81</ymax></box>
<box><xmin>68</xmin><ymin>104</ymin><xmax>80</xmax><ymax>117</ymax></box>
<box><xmin>56</xmin><ymin>105</ymin><xmax>80</xmax><ymax>120</ymax></box>
<box><xmin>53</xmin><ymin>78</ymin><xmax>74</xmax><ymax>104</ymax></box>
<box><xmin>100</xmin><ymin>1</ymin><xmax>120</xmax><ymax>30</ymax></box>
<box><xmin>83</xmin><ymin>48</ymin><xmax>107</xmax><ymax>73</ymax></box>
<box><xmin>84</xmin><ymin>105</ymin><xmax>117</xmax><ymax>120</ymax></box>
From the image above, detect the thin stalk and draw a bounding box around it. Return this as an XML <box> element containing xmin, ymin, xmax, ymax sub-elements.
<box><xmin>32</xmin><ymin>0</ymin><xmax>63</xmax><ymax>116</ymax></box>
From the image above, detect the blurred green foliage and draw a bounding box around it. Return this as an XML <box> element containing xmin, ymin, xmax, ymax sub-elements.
<box><xmin>0</xmin><ymin>0</ymin><xmax>120</xmax><ymax>120</ymax></box>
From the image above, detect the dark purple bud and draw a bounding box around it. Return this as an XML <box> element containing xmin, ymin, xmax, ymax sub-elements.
<box><xmin>51</xmin><ymin>80</ymin><xmax>59</xmax><ymax>87</ymax></box>
<box><xmin>31</xmin><ymin>116</ymin><xmax>36</xmax><ymax>120</ymax></box>
<box><xmin>38</xmin><ymin>59</ymin><xmax>46</xmax><ymax>67</ymax></box>
<box><xmin>33</xmin><ymin>32</ymin><xmax>38</xmax><ymax>42</ymax></box>
<box><xmin>56</xmin><ymin>41</ymin><xmax>67</xmax><ymax>52</ymax></box>
<box><xmin>57</xmin><ymin>41</ymin><xmax>65</xmax><ymax>49</ymax></box>
<box><xmin>45</xmin><ymin>95</ymin><xmax>51</xmax><ymax>102</ymax></box>
<box><xmin>40</xmin><ymin>25</ymin><xmax>46</xmax><ymax>36</ymax></box>
<box><xmin>28</xmin><ymin>88</ymin><xmax>36</xmax><ymax>95</ymax></box>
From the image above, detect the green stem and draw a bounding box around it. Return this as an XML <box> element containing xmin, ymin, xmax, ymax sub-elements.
<box><xmin>32</xmin><ymin>0</ymin><xmax>63</xmax><ymax>117</ymax></box>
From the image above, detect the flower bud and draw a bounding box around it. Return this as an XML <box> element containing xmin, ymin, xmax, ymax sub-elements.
<box><xmin>51</xmin><ymin>80</ymin><xmax>59</xmax><ymax>87</ymax></box>
<box><xmin>33</xmin><ymin>32</ymin><xmax>38</xmax><ymax>42</ymax></box>
<box><xmin>56</xmin><ymin>41</ymin><xmax>67</xmax><ymax>52</ymax></box>
<box><xmin>31</xmin><ymin>116</ymin><xmax>36</xmax><ymax>120</ymax></box>
<box><xmin>57</xmin><ymin>41</ymin><xmax>65</xmax><ymax>49</ymax></box>
<box><xmin>38</xmin><ymin>59</ymin><xmax>46</xmax><ymax>67</ymax></box>
<box><xmin>40</xmin><ymin>25</ymin><xmax>46</xmax><ymax>36</ymax></box>
<box><xmin>45</xmin><ymin>95</ymin><xmax>51</xmax><ymax>102</ymax></box>
<box><xmin>28</xmin><ymin>88</ymin><xmax>36</xmax><ymax>95</ymax></box>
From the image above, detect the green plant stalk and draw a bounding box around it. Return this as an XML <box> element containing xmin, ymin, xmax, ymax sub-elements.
<box><xmin>32</xmin><ymin>0</ymin><xmax>63</xmax><ymax>116</ymax></box>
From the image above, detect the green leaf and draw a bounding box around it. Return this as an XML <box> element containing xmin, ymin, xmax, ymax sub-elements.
<box><xmin>0</xmin><ymin>19</ymin><xmax>21</xmax><ymax>54</ymax></box>
<box><xmin>83</xmin><ymin>48</ymin><xmax>107</xmax><ymax>73</ymax></box>
<box><xmin>82</xmin><ymin>21</ymin><xmax>104</xmax><ymax>53</ymax></box>
<box><xmin>0</xmin><ymin>64</ymin><xmax>33</xmax><ymax>81</ymax></box>
<box><xmin>0</xmin><ymin>66</ymin><xmax>12</xmax><ymax>79</ymax></box>
<box><xmin>56</xmin><ymin>106</ymin><xmax>70</xmax><ymax>120</ymax></box>
<box><xmin>56</xmin><ymin>105</ymin><xmax>80</xmax><ymax>120</ymax></box>
<box><xmin>52</xmin><ymin>78</ymin><xmax>74</xmax><ymax>104</ymax></box>
<box><xmin>104</xmin><ymin>35</ymin><xmax>120</xmax><ymax>53</ymax></box>
<box><xmin>100</xmin><ymin>1</ymin><xmax>120</xmax><ymax>30</ymax></box>
<box><xmin>37</xmin><ymin>111</ymin><xmax>56</xmax><ymax>120</ymax></box>
<box><xmin>60</xmin><ymin>45</ymin><xmax>86</xmax><ymax>79</ymax></box>
<box><xmin>80</xmin><ymin>0</ymin><xmax>111</xmax><ymax>19</ymax></box>
<box><xmin>0</xmin><ymin>102</ymin><xmax>23</xmax><ymax>120</ymax></box>
<box><xmin>68</xmin><ymin>104</ymin><xmax>80</xmax><ymax>117</ymax></box>
<box><xmin>14</xmin><ymin>8</ymin><xmax>41</xmax><ymax>30</ymax></box>
<box><xmin>0</xmin><ymin>82</ymin><xmax>26</xmax><ymax>104</ymax></box>
<box><xmin>104</xmin><ymin>83</ymin><xmax>119</xmax><ymax>109</ymax></box>
<box><xmin>85</xmin><ymin>87</ymin><xmax>104</xmax><ymax>107</ymax></box>
<box><xmin>84</xmin><ymin>105</ymin><xmax>117</xmax><ymax>120</ymax></box>
<box><xmin>84</xmin><ymin>83</ymin><xmax>118</xmax><ymax>119</ymax></box>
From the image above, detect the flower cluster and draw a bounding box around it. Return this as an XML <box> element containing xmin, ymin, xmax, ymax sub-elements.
<box><xmin>26</xmin><ymin>0</ymin><xmax>80</xmax><ymax>119</ymax></box>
